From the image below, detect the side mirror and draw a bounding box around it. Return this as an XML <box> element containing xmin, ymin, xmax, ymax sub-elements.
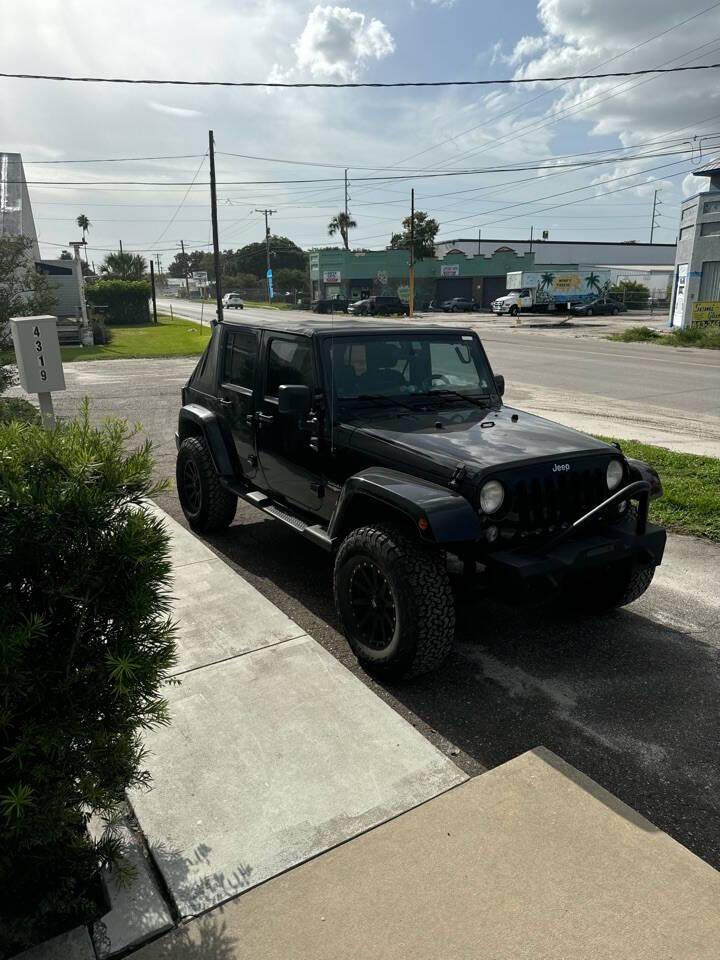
<box><xmin>494</xmin><ymin>374</ymin><xmax>505</xmax><ymax>396</ymax></box>
<box><xmin>278</xmin><ymin>384</ymin><xmax>311</xmax><ymax>418</ymax></box>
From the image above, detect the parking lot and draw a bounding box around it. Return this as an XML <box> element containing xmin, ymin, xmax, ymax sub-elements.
<box><xmin>45</xmin><ymin>354</ymin><xmax>720</xmax><ymax>872</ymax></box>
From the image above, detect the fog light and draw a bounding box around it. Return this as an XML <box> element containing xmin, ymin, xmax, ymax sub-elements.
<box><xmin>486</xmin><ymin>525</ymin><xmax>499</xmax><ymax>542</ymax></box>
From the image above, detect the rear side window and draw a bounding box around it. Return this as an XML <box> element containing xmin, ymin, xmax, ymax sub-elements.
<box><xmin>266</xmin><ymin>337</ymin><xmax>313</xmax><ymax>396</ymax></box>
<box><xmin>222</xmin><ymin>330</ymin><xmax>257</xmax><ymax>389</ymax></box>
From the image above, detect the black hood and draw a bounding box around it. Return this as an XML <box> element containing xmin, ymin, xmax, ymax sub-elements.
<box><xmin>345</xmin><ymin>404</ymin><xmax>613</xmax><ymax>475</ymax></box>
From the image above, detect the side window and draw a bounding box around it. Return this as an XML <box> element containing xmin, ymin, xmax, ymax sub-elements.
<box><xmin>266</xmin><ymin>338</ymin><xmax>313</xmax><ymax>397</ymax></box>
<box><xmin>222</xmin><ymin>331</ymin><xmax>257</xmax><ymax>388</ymax></box>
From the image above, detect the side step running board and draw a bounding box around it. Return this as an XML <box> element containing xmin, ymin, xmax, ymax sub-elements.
<box><xmin>224</xmin><ymin>480</ymin><xmax>334</xmax><ymax>552</ymax></box>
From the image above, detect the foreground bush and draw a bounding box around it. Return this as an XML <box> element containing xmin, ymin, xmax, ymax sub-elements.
<box><xmin>86</xmin><ymin>280</ymin><xmax>151</xmax><ymax>325</ymax></box>
<box><xmin>0</xmin><ymin>397</ymin><xmax>40</xmax><ymax>425</ymax></box>
<box><xmin>0</xmin><ymin>407</ymin><xmax>177</xmax><ymax>954</ymax></box>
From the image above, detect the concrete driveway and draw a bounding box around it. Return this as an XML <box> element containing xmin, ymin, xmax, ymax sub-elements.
<box><xmin>38</xmin><ymin>354</ymin><xmax>720</xmax><ymax>874</ymax></box>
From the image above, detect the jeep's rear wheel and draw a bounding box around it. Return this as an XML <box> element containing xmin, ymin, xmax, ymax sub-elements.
<box><xmin>567</xmin><ymin>557</ymin><xmax>656</xmax><ymax>612</ymax></box>
<box><xmin>334</xmin><ymin>524</ymin><xmax>455</xmax><ymax>678</ymax></box>
<box><xmin>176</xmin><ymin>436</ymin><xmax>237</xmax><ymax>533</ymax></box>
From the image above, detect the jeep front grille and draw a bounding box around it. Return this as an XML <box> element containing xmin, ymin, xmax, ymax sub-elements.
<box><xmin>510</xmin><ymin>467</ymin><xmax>607</xmax><ymax>533</ymax></box>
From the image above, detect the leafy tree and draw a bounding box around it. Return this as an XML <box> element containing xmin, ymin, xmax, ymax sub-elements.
<box><xmin>0</xmin><ymin>406</ymin><xmax>177</xmax><ymax>954</ymax></box>
<box><xmin>609</xmin><ymin>280</ymin><xmax>650</xmax><ymax>307</ymax></box>
<box><xmin>327</xmin><ymin>212</ymin><xmax>357</xmax><ymax>251</ymax></box>
<box><xmin>59</xmin><ymin>250</ymin><xmax>73</xmax><ymax>260</ymax></box>
<box><xmin>233</xmin><ymin>236</ymin><xmax>306</xmax><ymax>276</ymax></box>
<box><xmin>275</xmin><ymin>267</ymin><xmax>308</xmax><ymax>294</ymax></box>
<box><xmin>0</xmin><ymin>236</ymin><xmax>57</xmax><ymax>398</ymax></box>
<box><xmin>390</xmin><ymin>211</ymin><xmax>439</xmax><ymax>261</ymax></box>
<box><xmin>101</xmin><ymin>251</ymin><xmax>147</xmax><ymax>280</ymax></box>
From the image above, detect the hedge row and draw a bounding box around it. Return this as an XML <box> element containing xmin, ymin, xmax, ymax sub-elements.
<box><xmin>86</xmin><ymin>280</ymin><xmax>151</xmax><ymax>326</ymax></box>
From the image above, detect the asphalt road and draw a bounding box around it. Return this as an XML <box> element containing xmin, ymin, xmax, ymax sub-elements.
<box><xmin>48</xmin><ymin>355</ymin><xmax>720</xmax><ymax>873</ymax></box>
<box><xmin>160</xmin><ymin>299</ymin><xmax>720</xmax><ymax>455</ymax></box>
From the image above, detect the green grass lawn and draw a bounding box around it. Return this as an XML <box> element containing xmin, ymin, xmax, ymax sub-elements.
<box><xmin>61</xmin><ymin>316</ymin><xmax>211</xmax><ymax>362</ymax></box>
<box><xmin>601</xmin><ymin>437</ymin><xmax>720</xmax><ymax>542</ymax></box>
<box><xmin>609</xmin><ymin>325</ymin><xmax>720</xmax><ymax>349</ymax></box>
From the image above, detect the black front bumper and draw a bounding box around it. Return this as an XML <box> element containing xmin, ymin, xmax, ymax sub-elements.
<box><xmin>485</xmin><ymin>479</ymin><xmax>666</xmax><ymax>580</ymax></box>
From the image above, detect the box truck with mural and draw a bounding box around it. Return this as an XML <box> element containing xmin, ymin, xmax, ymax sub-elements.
<box><xmin>492</xmin><ymin>269</ymin><xmax>612</xmax><ymax>316</ymax></box>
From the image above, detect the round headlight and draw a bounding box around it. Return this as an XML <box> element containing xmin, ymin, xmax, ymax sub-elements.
<box><xmin>479</xmin><ymin>479</ymin><xmax>505</xmax><ymax>514</ymax></box>
<box><xmin>606</xmin><ymin>460</ymin><xmax>624</xmax><ymax>491</ymax></box>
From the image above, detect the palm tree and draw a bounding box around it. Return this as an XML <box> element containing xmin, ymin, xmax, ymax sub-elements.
<box><xmin>327</xmin><ymin>212</ymin><xmax>357</xmax><ymax>251</ymax></box>
<box><xmin>539</xmin><ymin>272</ymin><xmax>555</xmax><ymax>291</ymax></box>
<box><xmin>101</xmin><ymin>251</ymin><xmax>147</xmax><ymax>280</ymax></box>
<box><xmin>585</xmin><ymin>272</ymin><xmax>601</xmax><ymax>294</ymax></box>
<box><xmin>77</xmin><ymin>214</ymin><xmax>91</xmax><ymax>262</ymax></box>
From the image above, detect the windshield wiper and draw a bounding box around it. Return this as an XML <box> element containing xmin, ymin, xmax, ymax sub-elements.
<box><xmin>351</xmin><ymin>394</ymin><xmax>416</xmax><ymax>412</ymax></box>
<box><xmin>416</xmin><ymin>389</ymin><xmax>492</xmax><ymax>408</ymax></box>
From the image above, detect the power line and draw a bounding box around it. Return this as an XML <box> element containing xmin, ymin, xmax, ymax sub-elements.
<box><xmin>3</xmin><ymin>62</ymin><xmax>720</xmax><ymax>89</ymax></box>
<box><xmin>23</xmin><ymin>153</ymin><xmax>204</xmax><ymax>164</ymax></box>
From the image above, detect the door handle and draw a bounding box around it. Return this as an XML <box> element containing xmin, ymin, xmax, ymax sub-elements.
<box><xmin>256</xmin><ymin>412</ymin><xmax>274</xmax><ymax>424</ymax></box>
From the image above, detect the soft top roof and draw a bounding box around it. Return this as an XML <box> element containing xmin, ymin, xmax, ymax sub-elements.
<box><xmin>221</xmin><ymin>315</ymin><xmax>475</xmax><ymax>338</ymax></box>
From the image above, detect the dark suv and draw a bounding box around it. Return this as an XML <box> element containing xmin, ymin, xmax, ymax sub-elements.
<box><xmin>348</xmin><ymin>296</ymin><xmax>409</xmax><ymax>316</ymax></box>
<box><xmin>176</xmin><ymin>316</ymin><xmax>666</xmax><ymax>678</ymax></box>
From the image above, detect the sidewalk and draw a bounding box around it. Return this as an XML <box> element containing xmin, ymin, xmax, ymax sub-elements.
<box><xmin>129</xmin><ymin>507</ymin><xmax>466</xmax><ymax>920</ymax></box>
<box><xmin>135</xmin><ymin>748</ymin><xmax>720</xmax><ymax>960</ymax></box>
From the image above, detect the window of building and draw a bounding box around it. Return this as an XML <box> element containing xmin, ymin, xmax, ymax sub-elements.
<box><xmin>700</xmin><ymin>221</ymin><xmax>720</xmax><ymax>237</ymax></box>
<box><xmin>679</xmin><ymin>225</ymin><xmax>695</xmax><ymax>240</ymax></box>
<box><xmin>222</xmin><ymin>330</ymin><xmax>256</xmax><ymax>389</ymax></box>
<box><xmin>699</xmin><ymin>261</ymin><xmax>720</xmax><ymax>301</ymax></box>
<box><xmin>266</xmin><ymin>337</ymin><xmax>313</xmax><ymax>396</ymax></box>
<box><xmin>681</xmin><ymin>205</ymin><xmax>696</xmax><ymax>221</ymax></box>
<box><xmin>704</xmin><ymin>199</ymin><xmax>720</xmax><ymax>214</ymax></box>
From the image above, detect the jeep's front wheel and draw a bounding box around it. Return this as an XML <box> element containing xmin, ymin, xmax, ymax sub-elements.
<box><xmin>176</xmin><ymin>436</ymin><xmax>237</xmax><ymax>533</ymax></box>
<box><xmin>334</xmin><ymin>524</ymin><xmax>455</xmax><ymax>679</ymax></box>
<box><xmin>568</xmin><ymin>558</ymin><xmax>656</xmax><ymax>613</ymax></box>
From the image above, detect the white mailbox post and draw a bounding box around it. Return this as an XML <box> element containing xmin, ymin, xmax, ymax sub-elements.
<box><xmin>10</xmin><ymin>315</ymin><xmax>66</xmax><ymax>429</ymax></box>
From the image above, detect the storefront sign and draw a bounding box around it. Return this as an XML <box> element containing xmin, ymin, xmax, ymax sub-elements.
<box><xmin>323</xmin><ymin>270</ymin><xmax>341</xmax><ymax>283</ymax></box>
<box><xmin>692</xmin><ymin>300</ymin><xmax>720</xmax><ymax>325</ymax></box>
<box><xmin>672</xmin><ymin>263</ymin><xmax>687</xmax><ymax>328</ymax></box>
<box><xmin>440</xmin><ymin>264</ymin><xmax>460</xmax><ymax>278</ymax></box>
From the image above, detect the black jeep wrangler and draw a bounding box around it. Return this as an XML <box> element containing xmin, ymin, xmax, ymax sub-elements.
<box><xmin>176</xmin><ymin>316</ymin><xmax>666</xmax><ymax>678</ymax></box>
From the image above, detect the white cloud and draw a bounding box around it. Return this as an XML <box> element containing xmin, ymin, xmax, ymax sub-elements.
<box><xmin>291</xmin><ymin>5</ymin><xmax>395</xmax><ymax>80</ymax></box>
<box><xmin>149</xmin><ymin>102</ymin><xmax>203</xmax><ymax>118</ymax></box>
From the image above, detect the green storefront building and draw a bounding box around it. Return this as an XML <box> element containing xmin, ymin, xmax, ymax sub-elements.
<box><xmin>309</xmin><ymin>247</ymin><xmax>579</xmax><ymax>308</ymax></box>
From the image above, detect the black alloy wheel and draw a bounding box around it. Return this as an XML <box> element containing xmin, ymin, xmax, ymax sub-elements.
<box><xmin>348</xmin><ymin>559</ymin><xmax>397</xmax><ymax>651</ymax></box>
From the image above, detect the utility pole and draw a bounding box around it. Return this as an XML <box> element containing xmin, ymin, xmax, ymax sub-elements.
<box><xmin>69</xmin><ymin>240</ymin><xmax>90</xmax><ymax>336</ymax></box>
<box><xmin>119</xmin><ymin>239</ymin><xmax>123</xmax><ymax>255</ymax></box>
<box><xmin>529</xmin><ymin>225</ymin><xmax>534</xmax><ymax>254</ymax></box>
<box><xmin>149</xmin><ymin>259</ymin><xmax>158</xmax><ymax>324</ymax></box>
<box><xmin>156</xmin><ymin>253</ymin><xmax>162</xmax><ymax>274</ymax></box>
<box><xmin>254</xmin><ymin>208</ymin><xmax>277</xmax><ymax>301</ymax></box>
<box><xmin>344</xmin><ymin>169</ymin><xmax>349</xmax><ymax>220</ymax></box>
<box><xmin>209</xmin><ymin>129</ymin><xmax>224</xmax><ymax>325</ymax></box>
<box><xmin>477</xmin><ymin>228</ymin><xmax>482</xmax><ymax>257</ymax></box>
<box><xmin>180</xmin><ymin>239</ymin><xmax>190</xmax><ymax>296</ymax></box>
<box><xmin>650</xmin><ymin>189</ymin><xmax>661</xmax><ymax>244</ymax></box>
<box><xmin>409</xmin><ymin>188</ymin><xmax>415</xmax><ymax>319</ymax></box>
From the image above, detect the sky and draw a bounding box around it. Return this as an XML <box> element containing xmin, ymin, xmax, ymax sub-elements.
<box><xmin>2</xmin><ymin>0</ymin><xmax>720</xmax><ymax>268</ymax></box>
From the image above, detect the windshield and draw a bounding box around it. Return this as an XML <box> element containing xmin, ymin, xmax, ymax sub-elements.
<box><xmin>322</xmin><ymin>333</ymin><xmax>496</xmax><ymax>401</ymax></box>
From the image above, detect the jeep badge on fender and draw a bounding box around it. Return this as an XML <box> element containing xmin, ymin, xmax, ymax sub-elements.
<box><xmin>175</xmin><ymin>315</ymin><xmax>666</xmax><ymax>680</ymax></box>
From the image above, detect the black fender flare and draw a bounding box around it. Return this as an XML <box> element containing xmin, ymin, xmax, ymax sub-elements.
<box><xmin>328</xmin><ymin>467</ymin><xmax>482</xmax><ymax>544</ymax></box>
<box><xmin>177</xmin><ymin>404</ymin><xmax>235</xmax><ymax>479</ymax></box>
<box><xmin>626</xmin><ymin>458</ymin><xmax>663</xmax><ymax>500</ymax></box>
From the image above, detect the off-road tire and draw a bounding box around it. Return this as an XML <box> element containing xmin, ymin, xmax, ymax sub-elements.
<box><xmin>334</xmin><ymin>524</ymin><xmax>455</xmax><ymax>679</ymax></box>
<box><xmin>568</xmin><ymin>558</ymin><xmax>656</xmax><ymax>613</ymax></box>
<box><xmin>176</xmin><ymin>436</ymin><xmax>237</xmax><ymax>533</ymax></box>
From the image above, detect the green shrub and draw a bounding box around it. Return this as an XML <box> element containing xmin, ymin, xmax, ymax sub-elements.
<box><xmin>0</xmin><ymin>407</ymin><xmax>177</xmax><ymax>954</ymax></box>
<box><xmin>0</xmin><ymin>397</ymin><xmax>41</xmax><ymax>425</ymax></box>
<box><xmin>86</xmin><ymin>280</ymin><xmax>151</xmax><ymax>326</ymax></box>
<box><xmin>610</xmin><ymin>325</ymin><xmax>660</xmax><ymax>343</ymax></box>
<box><xmin>669</xmin><ymin>325</ymin><xmax>720</xmax><ymax>349</ymax></box>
